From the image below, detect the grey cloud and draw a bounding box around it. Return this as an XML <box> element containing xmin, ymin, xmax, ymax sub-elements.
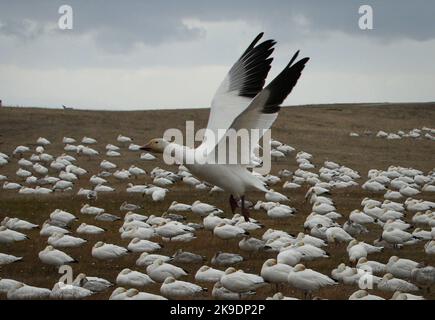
<box><xmin>0</xmin><ymin>0</ymin><xmax>434</xmax><ymax>53</ymax></box>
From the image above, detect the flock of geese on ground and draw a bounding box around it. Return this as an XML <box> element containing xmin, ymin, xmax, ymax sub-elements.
<box><xmin>0</xmin><ymin>134</ymin><xmax>434</xmax><ymax>300</ymax></box>
<box><xmin>349</xmin><ymin>127</ymin><xmax>435</xmax><ymax>140</ymax></box>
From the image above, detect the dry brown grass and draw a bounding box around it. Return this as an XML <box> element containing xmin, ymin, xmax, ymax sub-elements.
<box><xmin>0</xmin><ymin>103</ymin><xmax>434</xmax><ymax>300</ymax></box>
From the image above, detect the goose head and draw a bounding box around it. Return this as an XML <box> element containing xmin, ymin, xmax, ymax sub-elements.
<box><xmin>224</xmin><ymin>267</ymin><xmax>237</xmax><ymax>275</ymax></box>
<box><xmin>263</xmin><ymin>259</ymin><xmax>277</xmax><ymax>267</ymax></box>
<box><xmin>163</xmin><ymin>277</ymin><xmax>176</xmax><ymax>284</ymax></box>
<box><xmin>293</xmin><ymin>264</ymin><xmax>306</xmax><ymax>272</ymax></box>
<box><xmin>140</xmin><ymin>138</ymin><xmax>170</xmax><ymax>153</ymax></box>
<box><xmin>93</xmin><ymin>241</ymin><xmax>105</xmax><ymax>249</ymax></box>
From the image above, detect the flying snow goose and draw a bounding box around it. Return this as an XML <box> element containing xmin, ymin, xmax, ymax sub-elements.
<box><xmin>140</xmin><ymin>33</ymin><xmax>309</xmax><ymax>221</ymax></box>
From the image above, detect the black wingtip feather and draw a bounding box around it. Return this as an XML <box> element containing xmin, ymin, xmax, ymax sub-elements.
<box><xmin>261</xmin><ymin>52</ymin><xmax>310</xmax><ymax>113</ymax></box>
<box><xmin>229</xmin><ymin>33</ymin><xmax>276</xmax><ymax>99</ymax></box>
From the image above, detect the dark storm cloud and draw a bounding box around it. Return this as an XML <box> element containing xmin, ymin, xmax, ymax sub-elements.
<box><xmin>0</xmin><ymin>0</ymin><xmax>434</xmax><ymax>52</ymax></box>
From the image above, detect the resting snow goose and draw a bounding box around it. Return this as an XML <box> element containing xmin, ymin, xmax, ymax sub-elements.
<box><xmin>50</xmin><ymin>282</ymin><xmax>93</xmax><ymax>299</ymax></box>
<box><xmin>172</xmin><ymin>249</ymin><xmax>205</xmax><ymax>264</ymax></box>
<box><xmin>277</xmin><ymin>248</ymin><xmax>302</xmax><ymax>266</ymax></box>
<box><xmin>92</xmin><ymin>242</ymin><xmax>128</xmax><ymax>260</ymax></box>
<box><xmin>0</xmin><ymin>226</ymin><xmax>29</xmax><ymax>244</ymax></box>
<box><xmin>116</xmin><ymin>268</ymin><xmax>155</xmax><ymax>287</ymax></box>
<box><xmin>40</xmin><ymin>222</ymin><xmax>70</xmax><ymax>237</ymax></box>
<box><xmin>349</xmin><ymin>290</ymin><xmax>385</xmax><ymax>300</ymax></box>
<box><xmin>47</xmin><ymin>233</ymin><xmax>87</xmax><ymax>248</ymax></box>
<box><xmin>220</xmin><ymin>267</ymin><xmax>265</xmax><ymax>294</ymax></box>
<box><xmin>146</xmin><ymin>259</ymin><xmax>188</xmax><ymax>282</ymax></box>
<box><xmin>160</xmin><ymin>277</ymin><xmax>207</xmax><ymax>299</ymax></box>
<box><xmin>0</xmin><ymin>253</ymin><xmax>23</xmax><ymax>265</ymax></box>
<box><xmin>378</xmin><ymin>273</ymin><xmax>419</xmax><ymax>292</ymax></box>
<box><xmin>293</xmin><ymin>242</ymin><xmax>329</xmax><ymax>261</ymax></box>
<box><xmin>50</xmin><ymin>209</ymin><xmax>77</xmax><ymax>224</ymax></box>
<box><xmin>81</xmin><ymin>204</ymin><xmax>105</xmax><ymax>215</ymax></box>
<box><xmin>195</xmin><ymin>266</ymin><xmax>225</xmax><ymax>283</ymax></box>
<box><xmin>128</xmin><ymin>238</ymin><xmax>161</xmax><ymax>253</ymax></box>
<box><xmin>349</xmin><ymin>210</ymin><xmax>375</xmax><ymax>224</ymax></box>
<box><xmin>136</xmin><ymin>253</ymin><xmax>172</xmax><ymax>267</ymax></box>
<box><xmin>287</xmin><ymin>264</ymin><xmax>336</xmax><ymax>299</ymax></box>
<box><xmin>425</xmin><ymin>240</ymin><xmax>435</xmax><ymax>255</ymax></box>
<box><xmin>325</xmin><ymin>227</ymin><xmax>354</xmax><ymax>244</ymax></box>
<box><xmin>191</xmin><ymin>200</ymin><xmax>223</xmax><ymax>216</ymax></box>
<box><xmin>213</xmin><ymin>223</ymin><xmax>248</xmax><ymax>240</ymax></box>
<box><xmin>168</xmin><ymin>201</ymin><xmax>192</xmax><ymax>213</ymax></box>
<box><xmin>391</xmin><ymin>291</ymin><xmax>425</xmax><ymax>300</ymax></box>
<box><xmin>73</xmin><ymin>273</ymin><xmax>113</xmax><ymax>292</ymax></box>
<box><xmin>1</xmin><ymin>217</ymin><xmax>38</xmax><ymax>230</ymax></box>
<box><xmin>76</xmin><ymin>223</ymin><xmax>105</xmax><ymax>235</ymax></box>
<box><xmin>386</xmin><ymin>256</ymin><xmax>419</xmax><ymax>279</ymax></box>
<box><xmin>381</xmin><ymin>227</ymin><xmax>416</xmax><ymax>245</ymax></box>
<box><xmin>7</xmin><ymin>283</ymin><xmax>51</xmax><ymax>300</ymax></box>
<box><xmin>38</xmin><ymin>245</ymin><xmax>77</xmax><ymax>266</ymax></box>
<box><xmin>0</xmin><ymin>278</ymin><xmax>23</xmax><ymax>294</ymax></box>
<box><xmin>211</xmin><ymin>252</ymin><xmax>244</xmax><ymax>266</ymax></box>
<box><xmin>261</xmin><ymin>259</ymin><xmax>293</xmax><ymax>287</ymax></box>
<box><xmin>239</xmin><ymin>237</ymin><xmax>268</xmax><ymax>253</ymax></box>
<box><xmin>140</xmin><ymin>33</ymin><xmax>309</xmax><ymax>222</ymax></box>
<box><xmin>356</xmin><ymin>257</ymin><xmax>386</xmax><ymax>275</ymax></box>
<box><xmin>267</xmin><ymin>204</ymin><xmax>296</xmax><ymax>219</ymax></box>
<box><xmin>265</xmin><ymin>190</ymin><xmax>289</xmax><ymax>203</ymax></box>
<box><xmin>155</xmin><ymin>221</ymin><xmax>192</xmax><ymax>239</ymax></box>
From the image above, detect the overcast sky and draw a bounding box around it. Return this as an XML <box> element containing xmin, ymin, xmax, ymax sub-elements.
<box><xmin>1</xmin><ymin>0</ymin><xmax>435</xmax><ymax>110</ymax></box>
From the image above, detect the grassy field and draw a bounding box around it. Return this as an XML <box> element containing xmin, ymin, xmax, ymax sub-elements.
<box><xmin>0</xmin><ymin>102</ymin><xmax>434</xmax><ymax>300</ymax></box>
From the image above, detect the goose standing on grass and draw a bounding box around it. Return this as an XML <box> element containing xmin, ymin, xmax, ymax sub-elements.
<box><xmin>140</xmin><ymin>33</ymin><xmax>309</xmax><ymax>221</ymax></box>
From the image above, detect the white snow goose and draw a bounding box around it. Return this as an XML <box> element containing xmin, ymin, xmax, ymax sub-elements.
<box><xmin>140</xmin><ymin>33</ymin><xmax>309</xmax><ymax>221</ymax></box>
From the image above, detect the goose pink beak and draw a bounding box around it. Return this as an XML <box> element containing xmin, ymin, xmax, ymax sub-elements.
<box><xmin>139</xmin><ymin>142</ymin><xmax>152</xmax><ymax>151</ymax></box>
